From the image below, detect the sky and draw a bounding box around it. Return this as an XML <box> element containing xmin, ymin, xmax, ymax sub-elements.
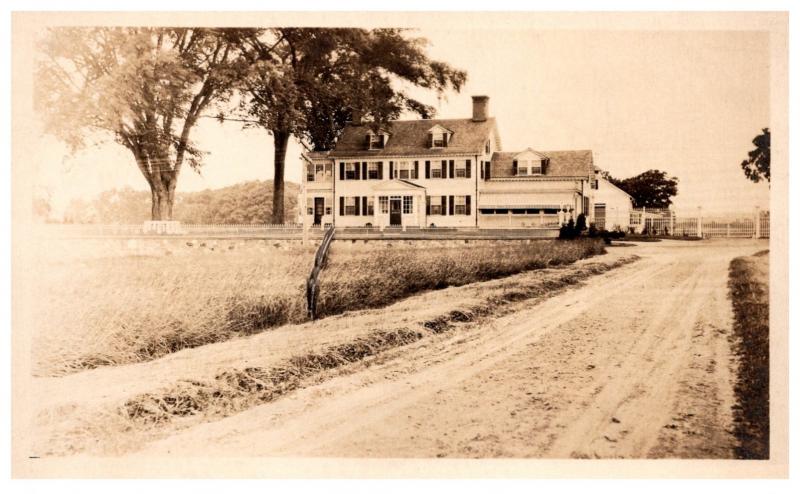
<box><xmin>33</xmin><ymin>27</ymin><xmax>772</xmax><ymax>217</ymax></box>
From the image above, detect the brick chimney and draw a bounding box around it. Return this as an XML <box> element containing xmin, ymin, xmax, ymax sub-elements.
<box><xmin>349</xmin><ymin>108</ymin><xmax>364</xmax><ymax>126</ymax></box>
<box><xmin>472</xmin><ymin>95</ymin><xmax>489</xmax><ymax>122</ymax></box>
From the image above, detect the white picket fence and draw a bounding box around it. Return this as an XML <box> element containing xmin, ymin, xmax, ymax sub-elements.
<box><xmin>629</xmin><ymin>208</ymin><xmax>769</xmax><ymax>239</ymax></box>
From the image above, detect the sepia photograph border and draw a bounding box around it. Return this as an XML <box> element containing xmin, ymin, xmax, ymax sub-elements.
<box><xmin>9</xmin><ymin>9</ymin><xmax>790</xmax><ymax>479</ymax></box>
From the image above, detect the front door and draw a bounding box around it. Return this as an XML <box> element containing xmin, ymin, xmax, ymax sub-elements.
<box><xmin>389</xmin><ymin>198</ymin><xmax>402</xmax><ymax>226</ymax></box>
<box><xmin>594</xmin><ymin>203</ymin><xmax>606</xmax><ymax>230</ymax></box>
<box><xmin>313</xmin><ymin>197</ymin><xmax>325</xmax><ymax>225</ymax></box>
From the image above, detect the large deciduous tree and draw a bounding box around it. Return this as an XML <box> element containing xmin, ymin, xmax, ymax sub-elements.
<box><xmin>740</xmin><ymin>128</ymin><xmax>770</xmax><ymax>184</ymax></box>
<box><xmin>239</xmin><ymin>28</ymin><xmax>467</xmax><ymax>224</ymax></box>
<box><xmin>604</xmin><ymin>169</ymin><xmax>679</xmax><ymax>208</ymax></box>
<box><xmin>36</xmin><ymin>27</ymin><xmax>255</xmax><ymax>220</ymax></box>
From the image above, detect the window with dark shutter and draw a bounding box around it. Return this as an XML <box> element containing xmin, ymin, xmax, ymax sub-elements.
<box><xmin>377</xmin><ymin>161</ymin><xmax>383</xmax><ymax>180</ymax></box>
<box><xmin>354</xmin><ymin>197</ymin><xmax>360</xmax><ymax>216</ymax></box>
<box><xmin>361</xmin><ymin>162</ymin><xmax>367</xmax><ymax>180</ymax></box>
<box><xmin>466</xmin><ymin>159</ymin><xmax>471</xmax><ymax>178</ymax></box>
<box><xmin>480</xmin><ymin>160</ymin><xmax>484</xmax><ymax>179</ymax></box>
<box><xmin>339</xmin><ymin>196</ymin><xmax>345</xmax><ymax>215</ymax></box>
<box><xmin>465</xmin><ymin>196</ymin><xmax>471</xmax><ymax>215</ymax></box>
<box><xmin>485</xmin><ymin>162</ymin><xmax>491</xmax><ymax>180</ymax></box>
<box><xmin>389</xmin><ymin>161</ymin><xmax>394</xmax><ymax>180</ymax></box>
<box><xmin>441</xmin><ymin>160</ymin><xmax>447</xmax><ymax>179</ymax></box>
<box><xmin>413</xmin><ymin>161</ymin><xmax>419</xmax><ymax>180</ymax></box>
<box><xmin>339</xmin><ymin>162</ymin><xmax>345</xmax><ymax>180</ymax></box>
<box><xmin>379</xmin><ymin>134</ymin><xmax>385</xmax><ymax>148</ymax></box>
<box><xmin>449</xmin><ymin>160</ymin><xmax>455</xmax><ymax>179</ymax></box>
<box><xmin>425</xmin><ymin>196</ymin><xmax>431</xmax><ymax>215</ymax></box>
<box><xmin>365</xmin><ymin>134</ymin><xmax>371</xmax><ymax>149</ymax></box>
<box><xmin>354</xmin><ymin>163</ymin><xmax>361</xmax><ymax>180</ymax></box>
<box><xmin>512</xmin><ymin>160</ymin><xmax>518</xmax><ymax>176</ymax></box>
<box><xmin>448</xmin><ymin>195</ymin><xmax>454</xmax><ymax>216</ymax></box>
<box><xmin>425</xmin><ymin>160</ymin><xmax>430</xmax><ymax>179</ymax></box>
<box><xmin>362</xmin><ymin>197</ymin><xmax>368</xmax><ymax>216</ymax></box>
<box><xmin>427</xmin><ymin>133</ymin><xmax>433</xmax><ymax>148</ymax></box>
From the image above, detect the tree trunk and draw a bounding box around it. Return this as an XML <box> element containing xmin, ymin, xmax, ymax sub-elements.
<box><xmin>149</xmin><ymin>184</ymin><xmax>172</xmax><ymax>221</ymax></box>
<box><xmin>271</xmin><ymin>130</ymin><xmax>290</xmax><ymax>224</ymax></box>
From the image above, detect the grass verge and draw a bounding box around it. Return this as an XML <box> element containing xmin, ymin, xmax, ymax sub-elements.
<box><xmin>34</xmin><ymin>253</ymin><xmax>638</xmax><ymax>456</ymax></box>
<box><xmin>728</xmin><ymin>250</ymin><xmax>769</xmax><ymax>459</ymax></box>
<box><xmin>34</xmin><ymin>239</ymin><xmax>605</xmax><ymax>377</ymax></box>
<box><xmin>317</xmin><ymin>239</ymin><xmax>605</xmax><ymax>317</ymax></box>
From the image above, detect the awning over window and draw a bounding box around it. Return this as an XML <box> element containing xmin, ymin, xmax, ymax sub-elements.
<box><xmin>478</xmin><ymin>193</ymin><xmax>576</xmax><ymax>209</ymax></box>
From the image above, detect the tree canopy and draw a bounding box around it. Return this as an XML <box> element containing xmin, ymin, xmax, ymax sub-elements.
<box><xmin>740</xmin><ymin>128</ymin><xmax>770</xmax><ymax>184</ymax></box>
<box><xmin>36</xmin><ymin>27</ymin><xmax>256</xmax><ymax>220</ymax></box>
<box><xmin>604</xmin><ymin>169</ymin><xmax>679</xmax><ymax>208</ymax></box>
<box><xmin>237</xmin><ymin>28</ymin><xmax>467</xmax><ymax>222</ymax></box>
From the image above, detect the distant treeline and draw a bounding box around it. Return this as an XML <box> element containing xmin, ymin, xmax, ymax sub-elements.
<box><xmin>59</xmin><ymin>181</ymin><xmax>300</xmax><ymax>224</ymax></box>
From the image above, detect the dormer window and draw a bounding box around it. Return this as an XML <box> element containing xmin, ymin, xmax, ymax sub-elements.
<box><xmin>427</xmin><ymin>125</ymin><xmax>452</xmax><ymax>149</ymax></box>
<box><xmin>513</xmin><ymin>159</ymin><xmax>544</xmax><ymax>176</ymax></box>
<box><xmin>511</xmin><ymin>150</ymin><xmax>549</xmax><ymax>176</ymax></box>
<box><xmin>366</xmin><ymin>131</ymin><xmax>387</xmax><ymax>150</ymax></box>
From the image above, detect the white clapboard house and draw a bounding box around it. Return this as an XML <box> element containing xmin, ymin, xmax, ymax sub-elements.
<box><xmin>300</xmin><ymin>96</ymin><xmax>632</xmax><ymax>230</ymax></box>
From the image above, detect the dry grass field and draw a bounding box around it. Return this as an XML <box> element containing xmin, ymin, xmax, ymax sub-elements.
<box><xmin>30</xmin><ymin>237</ymin><xmax>605</xmax><ymax>377</ymax></box>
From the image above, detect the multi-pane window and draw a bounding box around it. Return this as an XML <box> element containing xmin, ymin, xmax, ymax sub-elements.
<box><xmin>403</xmin><ymin>196</ymin><xmax>413</xmax><ymax>214</ymax></box>
<box><xmin>432</xmin><ymin>133</ymin><xmax>446</xmax><ymax>148</ymax></box>
<box><xmin>306</xmin><ymin>163</ymin><xmax>315</xmax><ymax>182</ymax></box>
<box><xmin>455</xmin><ymin>160</ymin><xmax>467</xmax><ymax>178</ymax></box>
<box><xmin>430</xmin><ymin>167</ymin><xmax>442</xmax><ymax>178</ymax></box>
<box><xmin>379</xmin><ymin>196</ymin><xmax>389</xmax><ymax>214</ymax></box>
<box><xmin>369</xmin><ymin>133</ymin><xmax>384</xmax><ymax>150</ymax></box>
<box><xmin>429</xmin><ymin>196</ymin><xmax>444</xmax><ymax>215</ymax></box>
<box><xmin>514</xmin><ymin>159</ymin><xmax>543</xmax><ymax>176</ymax></box>
<box><xmin>367</xmin><ymin>197</ymin><xmax>375</xmax><ymax>215</ymax></box>
<box><xmin>368</xmin><ymin>162</ymin><xmax>380</xmax><ymax>179</ymax></box>
<box><xmin>454</xmin><ymin>196</ymin><xmax>467</xmax><ymax>215</ymax></box>
<box><xmin>344</xmin><ymin>197</ymin><xmax>357</xmax><ymax>215</ymax></box>
<box><xmin>394</xmin><ymin>161</ymin><xmax>418</xmax><ymax>180</ymax></box>
<box><xmin>315</xmin><ymin>163</ymin><xmax>331</xmax><ymax>181</ymax></box>
<box><xmin>345</xmin><ymin>162</ymin><xmax>357</xmax><ymax>180</ymax></box>
<box><xmin>397</xmin><ymin>161</ymin><xmax>410</xmax><ymax>179</ymax></box>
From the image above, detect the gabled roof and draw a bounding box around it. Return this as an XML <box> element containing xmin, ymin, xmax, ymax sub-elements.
<box><xmin>597</xmin><ymin>176</ymin><xmax>634</xmax><ymax>199</ymax></box>
<box><xmin>491</xmin><ymin>150</ymin><xmax>594</xmax><ymax>178</ymax></box>
<box><xmin>329</xmin><ymin>117</ymin><xmax>498</xmax><ymax>158</ymax></box>
<box><xmin>512</xmin><ymin>148</ymin><xmax>549</xmax><ymax>160</ymax></box>
<box><xmin>426</xmin><ymin>123</ymin><xmax>453</xmax><ymax>134</ymax></box>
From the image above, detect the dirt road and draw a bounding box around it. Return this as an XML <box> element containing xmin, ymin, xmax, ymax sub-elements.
<box><xmin>140</xmin><ymin>240</ymin><xmax>765</xmax><ymax>459</ymax></box>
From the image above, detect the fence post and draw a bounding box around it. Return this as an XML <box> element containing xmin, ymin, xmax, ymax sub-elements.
<box><xmin>697</xmin><ymin>206</ymin><xmax>703</xmax><ymax>238</ymax></box>
<box><xmin>754</xmin><ymin>206</ymin><xmax>761</xmax><ymax>239</ymax></box>
<box><xmin>669</xmin><ymin>207</ymin><xmax>675</xmax><ymax>237</ymax></box>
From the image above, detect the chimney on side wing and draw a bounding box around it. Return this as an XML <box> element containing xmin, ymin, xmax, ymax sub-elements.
<box><xmin>472</xmin><ymin>95</ymin><xmax>489</xmax><ymax>122</ymax></box>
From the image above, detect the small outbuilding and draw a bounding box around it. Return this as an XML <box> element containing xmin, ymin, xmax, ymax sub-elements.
<box><xmin>590</xmin><ymin>176</ymin><xmax>633</xmax><ymax>230</ymax></box>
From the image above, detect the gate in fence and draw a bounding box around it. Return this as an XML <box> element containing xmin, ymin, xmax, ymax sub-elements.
<box><xmin>628</xmin><ymin>207</ymin><xmax>769</xmax><ymax>239</ymax></box>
